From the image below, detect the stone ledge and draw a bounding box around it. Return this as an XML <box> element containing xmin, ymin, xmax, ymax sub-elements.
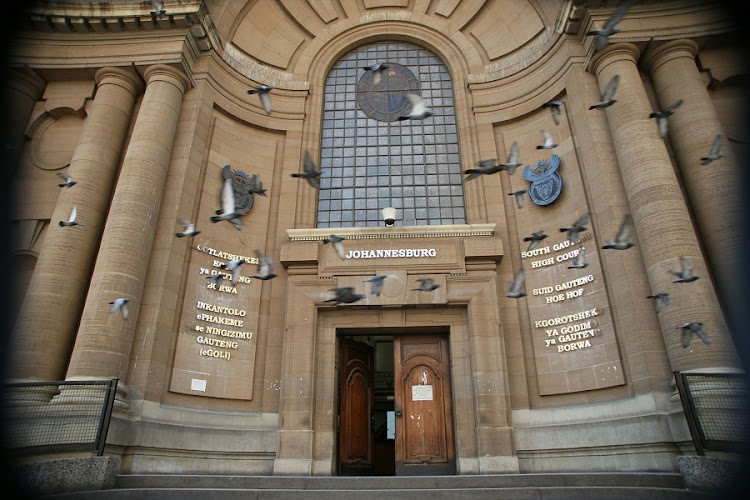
<box><xmin>15</xmin><ymin>456</ymin><xmax>120</xmax><ymax>495</ymax></box>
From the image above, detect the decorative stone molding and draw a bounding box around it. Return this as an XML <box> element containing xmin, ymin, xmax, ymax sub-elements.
<box><xmin>468</xmin><ymin>28</ymin><xmax>558</xmax><ymax>84</ymax></box>
<box><xmin>287</xmin><ymin>223</ymin><xmax>495</xmax><ymax>241</ymax></box>
<box><xmin>222</xmin><ymin>44</ymin><xmax>310</xmax><ymax>91</ymax></box>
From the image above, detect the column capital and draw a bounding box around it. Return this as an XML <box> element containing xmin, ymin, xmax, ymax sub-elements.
<box><xmin>3</xmin><ymin>67</ymin><xmax>47</xmax><ymax>101</ymax></box>
<box><xmin>641</xmin><ymin>39</ymin><xmax>699</xmax><ymax>75</ymax></box>
<box><xmin>95</xmin><ymin>66</ymin><xmax>144</xmax><ymax>98</ymax></box>
<box><xmin>590</xmin><ymin>43</ymin><xmax>640</xmax><ymax>76</ymax></box>
<box><xmin>143</xmin><ymin>64</ymin><xmax>192</xmax><ymax>95</ymax></box>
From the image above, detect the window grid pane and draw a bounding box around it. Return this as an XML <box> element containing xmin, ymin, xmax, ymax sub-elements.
<box><xmin>317</xmin><ymin>42</ymin><xmax>465</xmax><ymax>228</ymax></box>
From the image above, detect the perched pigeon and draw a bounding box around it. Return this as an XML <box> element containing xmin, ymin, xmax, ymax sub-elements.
<box><xmin>247</xmin><ymin>85</ymin><xmax>273</xmax><ymax>115</ymax></box>
<box><xmin>365</xmin><ymin>275</ymin><xmax>388</xmax><ymax>296</ymax></box>
<box><xmin>59</xmin><ymin>205</ymin><xmax>86</xmax><ymax>227</ymax></box>
<box><xmin>57</xmin><ymin>172</ymin><xmax>76</xmax><ymax>188</ymax></box>
<box><xmin>251</xmin><ymin>252</ymin><xmax>277</xmax><ymax>280</ymax></box>
<box><xmin>524</xmin><ymin>231</ymin><xmax>548</xmax><ymax>251</ymax></box>
<box><xmin>176</xmin><ymin>219</ymin><xmax>200</xmax><ymax>238</ymax></box>
<box><xmin>292</xmin><ymin>151</ymin><xmax>322</xmax><ymax>189</ymax></box>
<box><xmin>412</xmin><ymin>278</ymin><xmax>440</xmax><ymax>292</ymax></box>
<box><xmin>700</xmin><ymin>135</ymin><xmax>723</xmax><ymax>165</ymax></box>
<box><xmin>506</xmin><ymin>269</ymin><xmax>526</xmax><ymax>298</ymax></box>
<box><xmin>151</xmin><ymin>0</ymin><xmax>166</xmax><ymax>19</ymax></box>
<box><xmin>536</xmin><ymin>130</ymin><xmax>558</xmax><ymax>150</ymax></box>
<box><xmin>589</xmin><ymin>74</ymin><xmax>620</xmax><ymax>110</ymax></box>
<box><xmin>323</xmin><ymin>234</ymin><xmax>346</xmax><ymax>260</ymax></box>
<box><xmin>326</xmin><ymin>287</ymin><xmax>364</xmax><ymax>305</ymax></box>
<box><xmin>669</xmin><ymin>256</ymin><xmax>699</xmax><ymax>283</ymax></box>
<box><xmin>586</xmin><ymin>1</ymin><xmax>632</xmax><ymax>51</ymax></box>
<box><xmin>464</xmin><ymin>159</ymin><xmax>505</xmax><ymax>180</ymax></box>
<box><xmin>398</xmin><ymin>93</ymin><xmax>433</xmax><ymax>120</ymax></box>
<box><xmin>568</xmin><ymin>247</ymin><xmax>589</xmax><ymax>269</ymax></box>
<box><xmin>678</xmin><ymin>322</ymin><xmax>710</xmax><ymax>347</ymax></box>
<box><xmin>109</xmin><ymin>297</ymin><xmax>130</xmax><ymax>320</ymax></box>
<box><xmin>559</xmin><ymin>213</ymin><xmax>591</xmax><ymax>244</ymax></box>
<box><xmin>602</xmin><ymin>214</ymin><xmax>634</xmax><ymax>250</ymax></box>
<box><xmin>542</xmin><ymin>100</ymin><xmax>565</xmax><ymax>125</ymax></box>
<box><xmin>210</xmin><ymin>177</ymin><xmax>245</xmax><ymax>227</ymax></box>
<box><xmin>647</xmin><ymin>292</ymin><xmax>670</xmax><ymax>309</ymax></box>
<box><xmin>500</xmin><ymin>141</ymin><xmax>521</xmax><ymax>174</ymax></box>
<box><xmin>206</xmin><ymin>273</ymin><xmax>225</xmax><ymax>286</ymax></box>
<box><xmin>362</xmin><ymin>62</ymin><xmax>389</xmax><ymax>86</ymax></box>
<box><xmin>508</xmin><ymin>189</ymin><xmax>527</xmax><ymax>209</ymax></box>
<box><xmin>248</xmin><ymin>174</ymin><xmax>267</xmax><ymax>197</ymax></box>
<box><xmin>220</xmin><ymin>258</ymin><xmax>249</xmax><ymax>286</ymax></box>
<box><xmin>650</xmin><ymin>99</ymin><xmax>683</xmax><ymax>138</ymax></box>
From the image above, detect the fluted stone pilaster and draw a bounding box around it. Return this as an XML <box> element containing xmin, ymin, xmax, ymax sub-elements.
<box><xmin>10</xmin><ymin>67</ymin><xmax>143</xmax><ymax>381</ymax></box>
<box><xmin>590</xmin><ymin>44</ymin><xmax>739</xmax><ymax>372</ymax></box>
<box><xmin>66</xmin><ymin>64</ymin><xmax>191</xmax><ymax>382</ymax></box>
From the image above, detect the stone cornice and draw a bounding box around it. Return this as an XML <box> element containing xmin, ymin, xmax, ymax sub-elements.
<box><xmin>287</xmin><ymin>224</ymin><xmax>496</xmax><ymax>241</ymax></box>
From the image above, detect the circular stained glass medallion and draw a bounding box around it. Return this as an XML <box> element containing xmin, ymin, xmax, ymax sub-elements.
<box><xmin>356</xmin><ymin>62</ymin><xmax>420</xmax><ymax>122</ymax></box>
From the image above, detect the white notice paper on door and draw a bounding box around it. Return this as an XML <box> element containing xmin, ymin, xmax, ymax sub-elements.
<box><xmin>412</xmin><ymin>385</ymin><xmax>433</xmax><ymax>401</ymax></box>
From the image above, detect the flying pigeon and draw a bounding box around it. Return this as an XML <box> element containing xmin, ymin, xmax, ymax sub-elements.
<box><xmin>398</xmin><ymin>93</ymin><xmax>433</xmax><ymax>120</ymax></box>
<box><xmin>669</xmin><ymin>256</ymin><xmax>699</xmax><ymax>283</ymax></box>
<box><xmin>559</xmin><ymin>213</ymin><xmax>591</xmax><ymax>244</ymax></box>
<box><xmin>326</xmin><ymin>287</ymin><xmax>364</xmax><ymax>305</ymax></box>
<box><xmin>248</xmin><ymin>174</ymin><xmax>267</xmax><ymax>197</ymax></box>
<box><xmin>247</xmin><ymin>85</ymin><xmax>273</xmax><ymax>115</ymax></box>
<box><xmin>59</xmin><ymin>205</ymin><xmax>86</xmax><ymax>227</ymax></box>
<box><xmin>109</xmin><ymin>297</ymin><xmax>130</xmax><ymax>320</ymax></box>
<box><xmin>586</xmin><ymin>1</ymin><xmax>632</xmax><ymax>51</ymax></box>
<box><xmin>568</xmin><ymin>247</ymin><xmax>589</xmax><ymax>269</ymax></box>
<box><xmin>206</xmin><ymin>273</ymin><xmax>225</xmax><ymax>287</ymax></box>
<box><xmin>151</xmin><ymin>0</ymin><xmax>166</xmax><ymax>19</ymax></box>
<box><xmin>251</xmin><ymin>252</ymin><xmax>277</xmax><ymax>280</ymax></box>
<box><xmin>542</xmin><ymin>100</ymin><xmax>565</xmax><ymax>125</ymax></box>
<box><xmin>602</xmin><ymin>214</ymin><xmax>634</xmax><ymax>250</ymax></box>
<box><xmin>323</xmin><ymin>234</ymin><xmax>346</xmax><ymax>260</ymax></box>
<box><xmin>678</xmin><ymin>322</ymin><xmax>710</xmax><ymax>348</ymax></box>
<box><xmin>524</xmin><ymin>231</ymin><xmax>548</xmax><ymax>251</ymax></box>
<box><xmin>700</xmin><ymin>135</ymin><xmax>723</xmax><ymax>165</ymax></box>
<box><xmin>362</xmin><ymin>63</ymin><xmax>389</xmax><ymax>86</ymax></box>
<box><xmin>650</xmin><ymin>99</ymin><xmax>683</xmax><ymax>138</ymax></box>
<box><xmin>589</xmin><ymin>74</ymin><xmax>620</xmax><ymax>110</ymax></box>
<box><xmin>291</xmin><ymin>151</ymin><xmax>322</xmax><ymax>189</ymax></box>
<box><xmin>365</xmin><ymin>275</ymin><xmax>388</xmax><ymax>296</ymax></box>
<box><xmin>412</xmin><ymin>278</ymin><xmax>440</xmax><ymax>292</ymax></box>
<box><xmin>506</xmin><ymin>269</ymin><xmax>526</xmax><ymax>298</ymax></box>
<box><xmin>210</xmin><ymin>177</ymin><xmax>245</xmax><ymax>227</ymax></box>
<box><xmin>508</xmin><ymin>190</ymin><xmax>527</xmax><ymax>209</ymax></box>
<box><xmin>536</xmin><ymin>130</ymin><xmax>558</xmax><ymax>150</ymax></box>
<box><xmin>176</xmin><ymin>219</ymin><xmax>200</xmax><ymax>238</ymax></box>
<box><xmin>57</xmin><ymin>172</ymin><xmax>76</xmax><ymax>188</ymax></box>
<box><xmin>647</xmin><ymin>292</ymin><xmax>670</xmax><ymax>309</ymax></box>
<box><xmin>220</xmin><ymin>258</ymin><xmax>249</xmax><ymax>286</ymax></box>
<box><xmin>500</xmin><ymin>141</ymin><xmax>521</xmax><ymax>174</ymax></box>
<box><xmin>464</xmin><ymin>159</ymin><xmax>505</xmax><ymax>180</ymax></box>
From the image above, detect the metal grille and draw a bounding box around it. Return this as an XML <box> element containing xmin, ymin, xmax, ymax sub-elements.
<box><xmin>1</xmin><ymin>379</ymin><xmax>118</xmax><ymax>456</ymax></box>
<box><xmin>674</xmin><ymin>371</ymin><xmax>750</xmax><ymax>455</ymax></box>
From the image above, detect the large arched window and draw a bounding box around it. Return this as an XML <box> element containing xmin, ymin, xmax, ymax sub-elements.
<box><xmin>317</xmin><ymin>41</ymin><xmax>465</xmax><ymax>228</ymax></box>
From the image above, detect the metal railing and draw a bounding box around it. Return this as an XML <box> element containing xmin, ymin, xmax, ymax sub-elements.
<box><xmin>674</xmin><ymin>371</ymin><xmax>749</xmax><ymax>455</ymax></box>
<box><xmin>1</xmin><ymin>378</ymin><xmax>118</xmax><ymax>457</ymax></box>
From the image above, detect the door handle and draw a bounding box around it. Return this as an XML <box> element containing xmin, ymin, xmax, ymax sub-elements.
<box><xmin>395</xmin><ymin>409</ymin><xmax>402</xmax><ymax>417</ymax></box>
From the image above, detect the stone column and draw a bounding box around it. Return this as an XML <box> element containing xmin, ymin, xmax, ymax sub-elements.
<box><xmin>643</xmin><ymin>39</ymin><xmax>740</xmax><ymax>316</ymax></box>
<box><xmin>589</xmin><ymin>44</ymin><xmax>739</xmax><ymax>372</ymax></box>
<box><xmin>2</xmin><ymin>68</ymin><xmax>46</xmax><ymax>176</ymax></box>
<box><xmin>66</xmin><ymin>64</ymin><xmax>190</xmax><ymax>383</ymax></box>
<box><xmin>10</xmin><ymin>67</ymin><xmax>142</xmax><ymax>381</ymax></box>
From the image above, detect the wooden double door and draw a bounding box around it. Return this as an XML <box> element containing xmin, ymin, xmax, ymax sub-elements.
<box><xmin>339</xmin><ymin>334</ymin><xmax>456</xmax><ymax>475</ymax></box>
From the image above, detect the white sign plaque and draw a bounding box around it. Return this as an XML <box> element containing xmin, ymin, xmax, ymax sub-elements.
<box><xmin>412</xmin><ymin>385</ymin><xmax>433</xmax><ymax>401</ymax></box>
<box><xmin>191</xmin><ymin>378</ymin><xmax>207</xmax><ymax>392</ymax></box>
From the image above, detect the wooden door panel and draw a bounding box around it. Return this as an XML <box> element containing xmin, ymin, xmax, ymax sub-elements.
<box><xmin>394</xmin><ymin>335</ymin><xmax>455</xmax><ymax>475</ymax></box>
<box><xmin>339</xmin><ymin>339</ymin><xmax>375</xmax><ymax>474</ymax></box>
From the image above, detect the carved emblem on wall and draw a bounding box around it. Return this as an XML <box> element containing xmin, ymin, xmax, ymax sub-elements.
<box><xmin>523</xmin><ymin>154</ymin><xmax>562</xmax><ymax>206</ymax></box>
<box><xmin>220</xmin><ymin>165</ymin><xmax>255</xmax><ymax>215</ymax></box>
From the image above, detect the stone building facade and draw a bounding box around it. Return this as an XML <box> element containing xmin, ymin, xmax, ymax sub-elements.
<box><xmin>4</xmin><ymin>0</ymin><xmax>747</xmax><ymax>477</ymax></box>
